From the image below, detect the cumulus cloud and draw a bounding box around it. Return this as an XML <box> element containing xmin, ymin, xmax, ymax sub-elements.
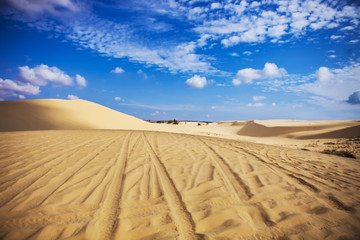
<box><xmin>0</xmin><ymin>78</ymin><xmax>40</xmax><ymax>99</ymax></box>
<box><xmin>16</xmin><ymin>64</ymin><xmax>73</xmax><ymax>86</ymax></box>
<box><xmin>75</xmin><ymin>74</ymin><xmax>87</xmax><ymax>88</ymax></box>
<box><xmin>316</xmin><ymin>67</ymin><xmax>334</xmax><ymax>82</ymax></box>
<box><xmin>0</xmin><ymin>64</ymin><xmax>85</xmax><ymax>100</ymax></box>
<box><xmin>114</xmin><ymin>96</ymin><xmax>122</xmax><ymax>101</ymax></box>
<box><xmin>185</xmin><ymin>75</ymin><xmax>207</xmax><ymax>88</ymax></box>
<box><xmin>299</xmin><ymin>63</ymin><xmax>360</xmax><ymax>101</ymax></box>
<box><xmin>233</xmin><ymin>63</ymin><xmax>286</xmax><ymax>85</ymax></box>
<box><xmin>67</xmin><ymin>94</ymin><xmax>79</xmax><ymax>100</ymax></box>
<box><xmin>253</xmin><ymin>96</ymin><xmax>266</xmax><ymax>101</ymax></box>
<box><xmin>111</xmin><ymin>67</ymin><xmax>125</xmax><ymax>74</ymax></box>
<box><xmin>346</xmin><ymin>90</ymin><xmax>360</xmax><ymax>105</ymax></box>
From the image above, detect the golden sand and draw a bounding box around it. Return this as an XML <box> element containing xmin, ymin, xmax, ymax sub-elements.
<box><xmin>0</xmin><ymin>99</ymin><xmax>359</xmax><ymax>239</ymax></box>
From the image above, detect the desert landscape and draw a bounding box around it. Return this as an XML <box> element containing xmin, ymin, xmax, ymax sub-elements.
<box><xmin>0</xmin><ymin>99</ymin><xmax>359</xmax><ymax>240</ymax></box>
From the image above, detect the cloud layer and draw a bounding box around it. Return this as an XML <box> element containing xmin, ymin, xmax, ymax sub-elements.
<box><xmin>2</xmin><ymin>0</ymin><xmax>359</xmax><ymax>74</ymax></box>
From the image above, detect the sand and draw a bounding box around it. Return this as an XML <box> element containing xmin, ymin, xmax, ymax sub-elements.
<box><xmin>0</xmin><ymin>99</ymin><xmax>158</xmax><ymax>131</ymax></box>
<box><xmin>0</xmin><ymin>99</ymin><xmax>360</xmax><ymax>239</ymax></box>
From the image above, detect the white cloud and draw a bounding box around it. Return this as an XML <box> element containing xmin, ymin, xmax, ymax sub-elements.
<box><xmin>229</xmin><ymin>52</ymin><xmax>240</xmax><ymax>57</ymax></box>
<box><xmin>330</xmin><ymin>35</ymin><xmax>344</xmax><ymax>40</ymax></box>
<box><xmin>111</xmin><ymin>67</ymin><xmax>125</xmax><ymax>74</ymax></box>
<box><xmin>243</xmin><ymin>51</ymin><xmax>252</xmax><ymax>56</ymax></box>
<box><xmin>233</xmin><ymin>62</ymin><xmax>286</xmax><ymax>85</ymax></box>
<box><xmin>14</xmin><ymin>13</ymin><xmax>215</xmax><ymax>74</ymax></box>
<box><xmin>316</xmin><ymin>67</ymin><xmax>333</xmax><ymax>82</ymax></box>
<box><xmin>137</xmin><ymin>69</ymin><xmax>148</xmax><ymax>79</ymax></box>
<box><xmin>233</xmin><ymin>68</ymin><xmax>262</xmax><ymax>85</ymax></box>
<box><xmin>16</xmin><ymin>64</ymin><xmax>73</xmax><ymax>86</ymax></box>
<box><xmin>221</xmin><ymin>36</ymin><xmax>241</xmax><ymax>47</ymax></box>
<box><xmin>67</xmin><ymin>94</ymin><xmax>79</xmax><ymax>100</ymax></box>
<box><xmin>341</xmin><ymin>26</ymin><xmax>355</xmax><ymax>31</ymax></box>
<box><xmin>114</xmin><ymin>96</ymin><xmax>122</xmax><ymax>101</ymax></box>
<box><xmin>272</xmin><ymin>102</ymin><xmax>276</xmax><ymax>107</ymax></box>
<box><xmin>247</xmin><ymin>102</ymin><xmax>264</xmax><ymax>107</ymax></box>
<box><xmin>0</xmin><ymin>78</ymin><xmax>40</xmax><ymax>99</ymax></box>
<box><xmin>0</xmin><ymin>65</ymin><xmax>85</xmax><ymax>100</ymax></box>
<box><xmin>197</xmin><ymin>34</ymin><xmax>211</xmax><ymax>47</ymax></box>
<box><xmin>75</xmin><ymin>74</ymin><xmax>87</xmax><ymax>88</ymax></box>
<box><xmin>328</xmin><ymin>55</ymin><xmax>336</xmax><ymax>58</ymax></box>
<box><xmin>211</xmin><ymin>3</ymin><xmax>221</xmax><ymax>10</ymax></box>
<box><xmin>5</xmin><ymin>0</ymin><xmax>359</xmax><ymax>77</ymax></box>
<box><xmin>254</xmin><ymin>103</ymin><xmax>264</xmax><ymax>107</ymax></box>
<box><xmin>4</xmin><ymin>0</ymin><xmax>360</xmax><ymax>78</ymax></box>
<box><xmin>299</xmin><ymin>63</ymin><xmax>360</xmax><ymax>101</ymax></box>
<box><xmin>3</xmin><ymin>0</ymin><xmax>79</xmax><ymax>16</ymax></box>
<box><xmin>350</xmin><ymin>40</ymin><xmax>359</xmax><ymax>44</ymax></box>
<box><xmin>253</xmin><ymin>96</ymin><xmax>266</xmax><ymax>101</ymax></box>
<box><xmin>185</xmin><ymin>75</ymin><xmax>207</xmax><ymax>88</ymax></box>
<box><xmin>267</xmin><ymin>24</ymin><xmax>288</xmax><ymax>38</ymax></box>
<box><xmin>263</xmin><ymin>63</ymin><xmax>284</xmax><ymax>77</ymax></box>
<box><xmin>194</xmin><ymin>0</ymin><xmax>360</xmax><ymax>48</ymax></box>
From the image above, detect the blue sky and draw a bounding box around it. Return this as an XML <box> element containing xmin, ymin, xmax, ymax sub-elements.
<box><xmin>0</xmin><ymin>0</ymin><xmax>359</xmax><ymax>121</ymax></box>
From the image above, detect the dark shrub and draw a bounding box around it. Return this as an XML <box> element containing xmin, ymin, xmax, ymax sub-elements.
<box><xmin>321</xmin><ymin>149</ymin><xmax>356</xmax><ymax>159</ymax></box>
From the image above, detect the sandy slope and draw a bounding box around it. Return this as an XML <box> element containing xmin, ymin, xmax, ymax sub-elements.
<box><xmin>0</xmin><ymin>99</ymin><xmax>158</xmax><ymax>131</ymax></box>
<box><xmin>0</xmin><ymin>130</ymin><xmax>359</xmax><ymax>239</ymax></box>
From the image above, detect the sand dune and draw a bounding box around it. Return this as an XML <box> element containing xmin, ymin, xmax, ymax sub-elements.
<box><xmin>0</xmin><ymin>99</ymin><xmax>360</xmax><ymax>239</ymax></box>
<box><xmin>234</xmin><ymin>120</ymin><xmax>360</xmax><ymax>139</ymax></box>
<box><xmin>0</xmin><ymin>99</ymin><xmax>155</xmax><ymax>131</ymax></box>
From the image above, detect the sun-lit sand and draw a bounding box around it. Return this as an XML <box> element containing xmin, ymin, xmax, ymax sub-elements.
<box><xmin>1</xmin><ymin>99</ymin><xmax>360</xmax><ymax>239</ymax></box>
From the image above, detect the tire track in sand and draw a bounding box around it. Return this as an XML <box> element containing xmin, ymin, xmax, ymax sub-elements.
<box><xmin>197</xmin><ymin>138</ymin><xmax>253</xmax><ymax>201</ymax></box>
<box><xmin>0</xmin><ymin>137</ymin><xmax>99</xmax><ymax>208</ymax></box>
<box><xmin>230</xmin><ymin>144</ymin><xmax>356</xmax><ymax>213</ymax></box>
<box><xmin>87</xmin><ymin>132</ymin><xmax>132</xmax><ymax>240</ymax></box>
<box><xmin>8</xmin><ymin>136</ymin><xmax>120</xmax><ymax>212</ymax></box>
<box><xmin>142</xmin><ymin>132</ymin><xmax>201</xmax><ymax>240</ymax></box>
